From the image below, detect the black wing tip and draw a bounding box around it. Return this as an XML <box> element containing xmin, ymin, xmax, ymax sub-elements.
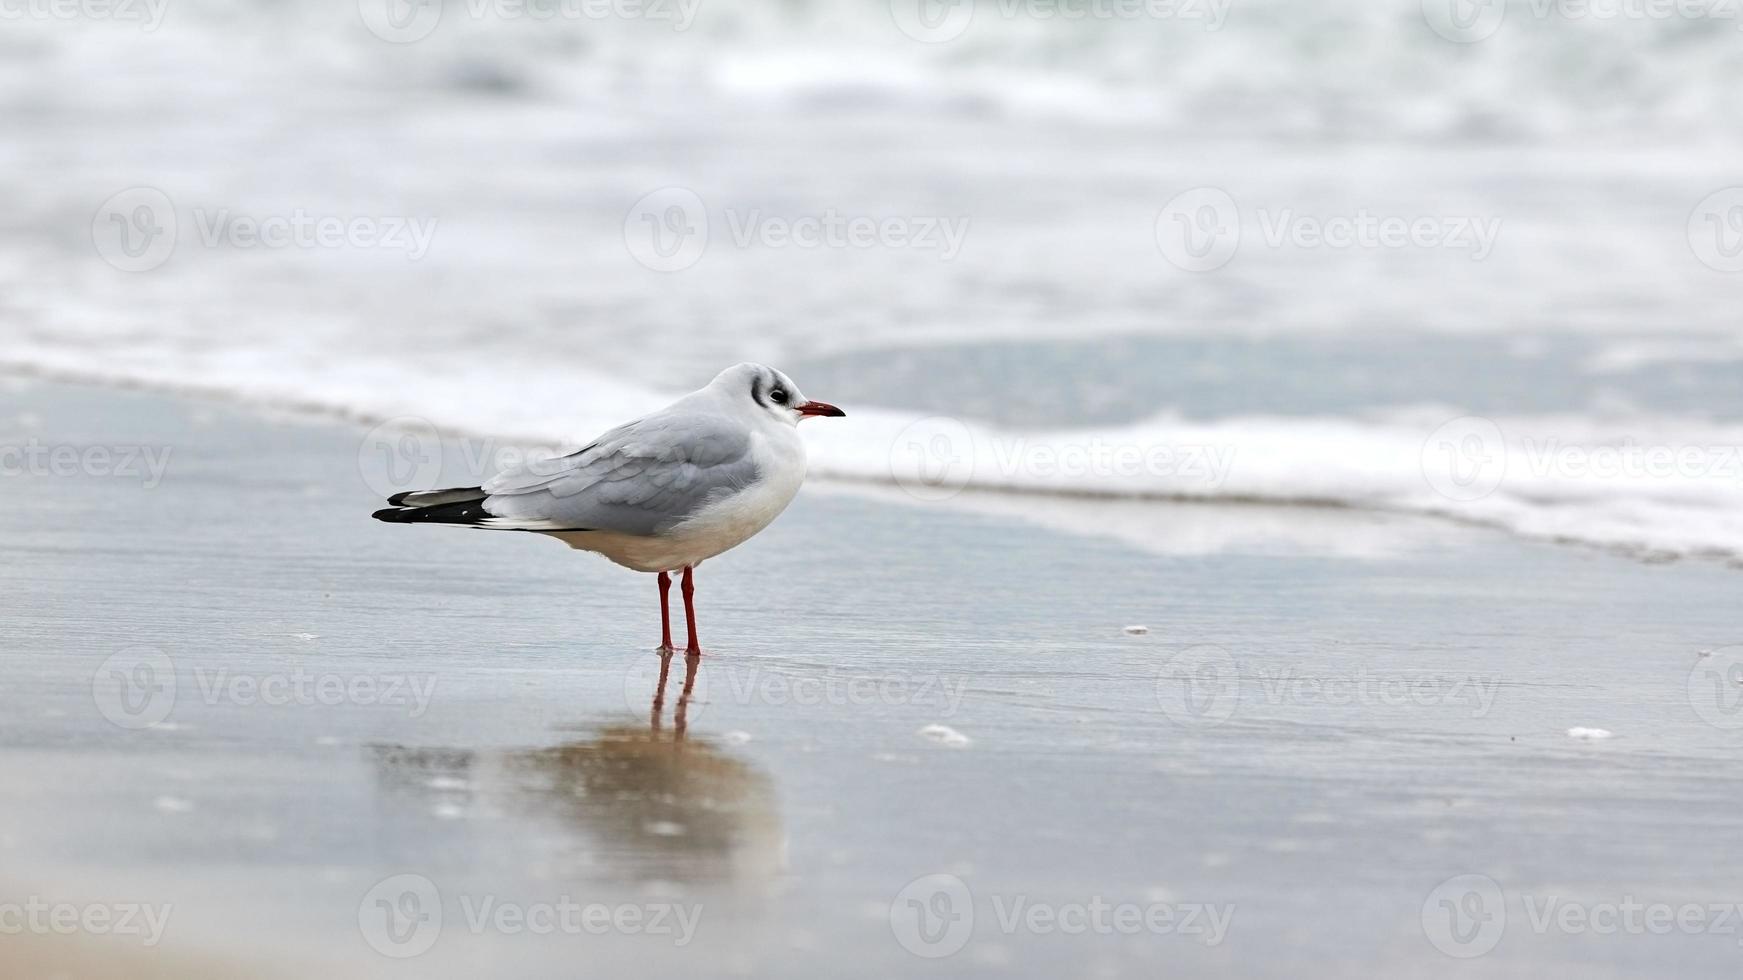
<box><xmin>371</xmin><ymin>496</ymin><xmax>493</xmax><ymax>526</ymax></box>
<box><xmin>378</xmin><ymin>486</ymin><xmax>486</xmax><ymax>514</ymax></box>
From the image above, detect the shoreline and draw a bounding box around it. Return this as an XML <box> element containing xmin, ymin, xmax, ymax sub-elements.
<box><xmin>4</xmin><ymin>365</ymin><xmax>1738</xmax><ymax>574</ymax></box>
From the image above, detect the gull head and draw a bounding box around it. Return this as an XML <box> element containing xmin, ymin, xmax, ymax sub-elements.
<box><xmin>708</xmin><ymin>363</ymin><xmax>845</xmax><ymax>428</ymax></box>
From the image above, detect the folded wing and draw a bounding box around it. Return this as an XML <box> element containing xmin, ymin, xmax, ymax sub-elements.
<box><xmin>481</xmin><ymin>412</ymin><xmax>758</xmax><ymax>536</ymax></box>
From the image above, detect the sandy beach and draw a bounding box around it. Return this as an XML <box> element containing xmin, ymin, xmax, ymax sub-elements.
<box><xmin>3</xmin><ymin>377</ymin><xmax>1741</xmax><ymax>978</ymax></box>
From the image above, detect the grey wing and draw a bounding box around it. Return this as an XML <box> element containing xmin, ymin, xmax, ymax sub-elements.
<box><xmin>480</xmin><ymin>413</ymin><xmax>758</xmax><ymax>536</ymax></box>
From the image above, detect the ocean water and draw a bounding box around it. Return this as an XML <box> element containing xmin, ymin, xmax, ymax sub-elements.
<box><xmin>4</xmin><ymin>0</ymin><xmax>1743</xmax><ymax>560</ymax></box>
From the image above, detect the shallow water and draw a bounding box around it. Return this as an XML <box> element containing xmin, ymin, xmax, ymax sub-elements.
<box><xmin>5</xmin><ymin>2</ymin><xmax>1743</xmax><ymax>559</ymax></box>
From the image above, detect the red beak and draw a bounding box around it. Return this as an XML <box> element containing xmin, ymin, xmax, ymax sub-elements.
<box><xmin>795</xmin><ymin>400</ymin><xmax>845</xmax><ymax>419</ymax></box>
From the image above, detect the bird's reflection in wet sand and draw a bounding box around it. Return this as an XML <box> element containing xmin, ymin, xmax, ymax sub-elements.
<box><xmin>651</xmin><ymin>650</ymin><xmax>699</xmax><ymax>736</ymax></box>
<box><xmin>370</xmin><ymin>652</ymin><xmax>781</xmax><ymax>885</ymax></box>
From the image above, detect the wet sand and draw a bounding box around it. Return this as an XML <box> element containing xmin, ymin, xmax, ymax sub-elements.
<box><xmin>4</xmin><ymin>378</ymin><xmax>1743</xmax><ymax>978</ymax></box>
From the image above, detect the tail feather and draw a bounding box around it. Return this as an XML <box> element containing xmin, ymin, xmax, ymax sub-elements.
<box><xmin>372</xmin><ymin>486</ymin><xmax>578</xmax><ymax>532</ymax></box>
<box><xmin>387</xmin><ymin>487</ymin><xmax>488</xmax><ymax>508</ymax></box>
<box><xmin>372</xmin><ymin>486</ymin><xmax>489</xmax><ymax>525</ymax></box>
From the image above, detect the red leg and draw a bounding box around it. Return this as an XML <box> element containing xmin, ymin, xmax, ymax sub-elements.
<box><xmin>681</xmin><ymin>565</ymin><xmax>702</xmax><ymax>655</ymax></box>
<box><xmin>657</xmin><ymin>571</ymin><xmax>674</xmax><ymax>653</ymax></box>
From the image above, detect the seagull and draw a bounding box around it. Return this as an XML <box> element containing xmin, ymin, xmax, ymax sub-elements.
<box><xmin>372</xmin><ymin>363</ymin><xmax>844</xmax><ymax>655</ymax></box>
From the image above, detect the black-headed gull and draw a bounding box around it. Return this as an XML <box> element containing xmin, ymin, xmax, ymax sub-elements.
<box><xmin>372</xmin><ymin>363</ymin><xmax>844</xmax><ymax>654</ymax></box>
